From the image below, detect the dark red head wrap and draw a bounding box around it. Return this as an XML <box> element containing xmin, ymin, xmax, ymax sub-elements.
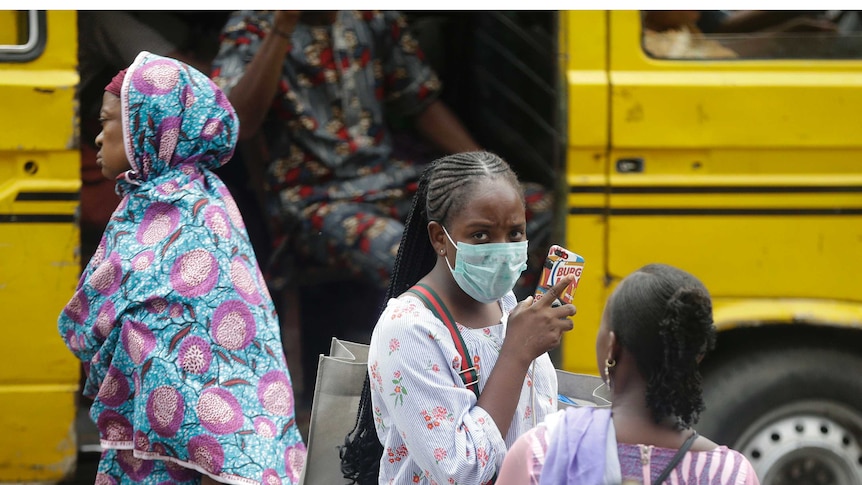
<box><xmin>104</xmin><ymin>68</ymin><xmax>128</xmax><ymax>96</ymax></box>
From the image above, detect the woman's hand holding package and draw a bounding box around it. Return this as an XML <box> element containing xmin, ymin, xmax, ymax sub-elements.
<box><xmin>504</xmin><ymin>276</ymin><xmax>577</xmax><ymax>365</ymax></box>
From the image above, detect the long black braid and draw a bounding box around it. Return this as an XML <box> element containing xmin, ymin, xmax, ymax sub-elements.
<box><xmin>607</xmin><ymin>263</ymin><xmax>717</xmax><ymax>428</ymax></box>
<box><xmin>340</xmin><ymin>151</ymin><xmax>522</xmax><ymax>484</ymax></box>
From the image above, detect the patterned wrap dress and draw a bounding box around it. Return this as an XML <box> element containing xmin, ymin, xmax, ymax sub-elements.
<box><xmin>58</xmin><ymin>51</ymin><xmax>306</xmax><ymax>484</ymax></box>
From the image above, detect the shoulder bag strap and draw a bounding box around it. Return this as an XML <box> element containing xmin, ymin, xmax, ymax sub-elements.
<box><xmin>655</xmin><ymin>430</ymin><xmax>699</xmax><ymax>484</ymax></box>
<box><xmin>406</xmin><ymin>283</ymin><xmax>480</xmax><ymax>400</ymax></box>
<box><xmin>406</xmin><ymin>284</ymin><xmax>498</xmax><ymax>484</ymax></box>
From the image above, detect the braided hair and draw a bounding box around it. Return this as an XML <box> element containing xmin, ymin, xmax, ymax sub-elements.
<box><xmin>340</xmin><ymin>151</ymin><xmax>522</xmax><ymax>483</ymax></box>
<box><xmin>607</xmin><ymin>263</ymin><xmax>716</xmax><ymax>428</ymax></box>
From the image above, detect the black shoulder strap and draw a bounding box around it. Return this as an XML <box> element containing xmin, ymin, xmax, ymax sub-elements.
<box><xmin>406</xmin><ymin>283</ymin><xmax>480</xmax><ymax>399</ymax></box>
<box><xmin>655</xmin><ymin>430</ymin><xmax>699</xmax><ymax>484</ymax></box>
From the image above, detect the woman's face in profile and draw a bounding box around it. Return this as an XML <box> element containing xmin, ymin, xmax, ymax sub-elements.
<box><xmin>95</xmin><ymin>92</ymin><xmax>131</xmax><ymax>180</ymax></box>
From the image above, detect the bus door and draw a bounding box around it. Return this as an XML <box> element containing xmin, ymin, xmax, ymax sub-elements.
<box><xmin>0</xmin><ymin>10</ymin><xmax>80</xmax><ymax>482</ymax></box>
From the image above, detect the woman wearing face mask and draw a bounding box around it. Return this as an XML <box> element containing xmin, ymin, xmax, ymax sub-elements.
<box><xmin>341</xmin><ymin>151</ymin><xmax>577</xmax><ymax>484</ymax></box>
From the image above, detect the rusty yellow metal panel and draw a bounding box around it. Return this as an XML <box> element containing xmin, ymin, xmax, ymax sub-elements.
<box><xmin>0</xmin><ymin>10</ymin><xmax>79</xmax><ymax>482</ymax></box>
<box><xmin>558</xmin><ymin>11</ymin><xmax>612</xmax><ymax>374</ymax></box>
<box><xmin>0</xmin><ymin>10</ymin><xmax>78</xmax><ymax>151</ymax></box>
<box><xmin>0</xmin><ymin>11</ymin><xmax>77</xmax><ymax>70</ymax></box>
<box><xmin>713</xmin><ymin>298</ymin><xmax>862</xmax><ymax>331</ymax></box>
<box><xmin>562</xmin><ymin>10</ymin><xmax>608</xmax><ymax>149</ymax></box>
<box><xmin>561</xmin><ymin>147</ymin><xmax>608</xmax><ymax>373</ymax></box>
<box><xmin>604</xmin><ymin>10</ymin><xmax>862</xmax><ymax>307</ymax></box>
<box><xmin>0</xmin><ymin>71</ymin><xmax>78</xmax><ymax>151</ymax></box>
<box><xmin>0</xmin><ymin>11</ymin><xmax>20</xmax><ymax>45</ymax></box>
<box><xmin>560</xmin><ymin>10</ymin><xmax>862</xmax><ymax>376</ymax></box>
<box><xmin>0</xmin><ymin>387</ymin><xmax>78</xmax><ymax>481</ymax></box>
<box><xmin>608</xmin><ymin>10</ymin><xmax>862</xmax><ymax>149</ymax></box>
<box><xmin>611</xmin><ymin>71</ymin><xmax>862</xmax><ymax>148</ymax></box>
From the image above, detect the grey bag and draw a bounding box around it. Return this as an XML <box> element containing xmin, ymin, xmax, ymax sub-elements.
<box><xmin>298</xmin><ymin>338</ymin><xmax>369</xmax><ymax>485</ymax></box>
<box><xmin>555</xmin><ymin>368</ymin><xmax>612</xmax><ymax>409</ymax></box>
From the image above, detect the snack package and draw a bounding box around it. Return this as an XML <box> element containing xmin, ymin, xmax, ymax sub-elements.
<box><xmin>534</xmin><ymin>245</ymin><xmax>585</xmax><ymax>305</ymax></box>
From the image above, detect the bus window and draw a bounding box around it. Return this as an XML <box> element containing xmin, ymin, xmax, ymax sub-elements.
<box><xmin>0</xmin><ymin>10</ymin><xmax>46</xmax><ymax>62</ymax></box>
<box><xmin>641</xmin><ymin>10</ymin><xmax>862</xmax><ymax>60</ymax></box>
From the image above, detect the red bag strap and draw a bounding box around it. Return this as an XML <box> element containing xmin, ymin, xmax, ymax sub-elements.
<box><xmin>407</xmin><ymin>283</ymin><xmax>480</xmax><ymax>399</ymax></box>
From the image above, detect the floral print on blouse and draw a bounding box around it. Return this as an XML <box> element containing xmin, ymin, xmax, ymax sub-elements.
<box><xmin>369</xmin><ymin>291</ymin><xmax>558</xmax><ymax>484</ymax></box>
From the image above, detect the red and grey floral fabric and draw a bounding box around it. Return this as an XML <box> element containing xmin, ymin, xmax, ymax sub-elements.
<box><xmin>212</xmin><ymin>11</ymin><xmax>439</xmax><ymax>289</ymax></box>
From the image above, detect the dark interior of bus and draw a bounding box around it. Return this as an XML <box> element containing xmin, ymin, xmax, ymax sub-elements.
<box><xmin>405</xmin><ymin>11</ymin><xmax>562</xmax><ymax>189</ymax></box>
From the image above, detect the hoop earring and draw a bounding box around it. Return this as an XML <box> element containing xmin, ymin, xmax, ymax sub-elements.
<box><xmin>604</xmin><ymin>358</ymin><xmax>616</xmax><ymax>387</ymax></box>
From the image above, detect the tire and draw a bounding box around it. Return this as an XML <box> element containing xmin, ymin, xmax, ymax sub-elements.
<box><xmin>697</xmin><ymin>346</ymin><xmax>862</xmax><ymax>485</ymax></box>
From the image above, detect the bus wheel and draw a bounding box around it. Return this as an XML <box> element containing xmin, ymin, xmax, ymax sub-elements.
<box><xmin>698</xmin><ymin>346</ymin><xmax>862</xmax><ymax>485</ymax></box>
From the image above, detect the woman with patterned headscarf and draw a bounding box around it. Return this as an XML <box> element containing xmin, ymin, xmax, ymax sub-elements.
<box><xmin>58</xmin><ymin>51</ymin><xmax>306</xmax><ymax>484</ymax></box>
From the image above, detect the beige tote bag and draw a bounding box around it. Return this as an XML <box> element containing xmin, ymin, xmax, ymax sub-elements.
<box><xmin>299</xmin><ymin>338</ymin><xmax>369</xmax><ymax>485</ymax></box>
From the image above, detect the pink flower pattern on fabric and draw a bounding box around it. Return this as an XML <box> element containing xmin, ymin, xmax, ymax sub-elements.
<box><xmin>368</xmin><ymin>293</ymin><xmax>559</xmax><ymax>484</ymax></box>
<box><xmin>391</xmin><ymin>371</ymin><xmax>407</xmax><ymax>407</ymax></box>
<box><xmin>57</xmin><ymin>51</ymin><xmax>305</xmax><ymax>483</ymax></box>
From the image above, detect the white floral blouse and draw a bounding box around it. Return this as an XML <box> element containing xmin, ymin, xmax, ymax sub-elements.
<box><xmin>368</xmin><ymin>291</ymin><xmax>559</xmax><ymax>484</ymax></box>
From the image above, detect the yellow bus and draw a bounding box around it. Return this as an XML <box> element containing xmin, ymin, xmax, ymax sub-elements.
<box><xmin>0</xmin><ymin>9</ymin><xmax>80</xmax><ymax>483</ymax></box>
<box><xmin>560</xmin><ymin>10</ymin><xmax>862</xmax><ymax>485</ymax></box>
<box><xmin>3</xmin><ymin>9</ymin><xmax>862</xmax><ymax>484</ymax></box>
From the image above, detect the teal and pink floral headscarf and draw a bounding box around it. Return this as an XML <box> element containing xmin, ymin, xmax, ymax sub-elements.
<box><xmin>59</xmin><ymin>51</ymin><xmax>305</xmax><ymax>484</ymax></box>
<box><xmin>116</xmin><ymin>51</ymin><xmax>236</xmax><ymax>191</ymax></box>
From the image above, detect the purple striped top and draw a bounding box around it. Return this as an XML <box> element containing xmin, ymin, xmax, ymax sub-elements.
<box><xmin>497</xmin><ymin>410</ymin><xmax>760</xmax><ymax>485</ymax></box>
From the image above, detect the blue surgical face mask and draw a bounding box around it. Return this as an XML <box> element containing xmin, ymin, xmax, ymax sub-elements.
<box><xmin>442</xmin><ymin>226</ymin><xmax>528</xmax><ymax>303</ymax></box>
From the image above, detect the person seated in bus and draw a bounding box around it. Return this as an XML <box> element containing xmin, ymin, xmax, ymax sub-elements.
<box><xmin>58</xmin><ymin>52</ymin><xmax>306</xmax><ymax>484</ymax></box>
<box><xmin>210</xmin><ymin>10</ymin><xmax>554</xmax><ymax>390</ymax></box>
<box><xmin>642</xmin><ymin>10</ymin><xmax>739</xmax><ymax>59</ymax></box>
<box><xmin>496</xmin><ymin>263</ymin><xmax>760</xmax><ymax>485</ymax></box>
<box><xmin>642</xmin><ymin>10</ymin><xmax>839</xmax><ymax>59</ymax></box>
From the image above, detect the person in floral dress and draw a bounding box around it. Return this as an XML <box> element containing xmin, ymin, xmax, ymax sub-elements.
<box><xmin>58</xmin><ymin>51</ymin><xmax>305</xmax><ymax>484</ymax></box>
<box><xmin>211</xmin><ymin>10</ymin><xmax>485</xmax><ymax>290</ymax></box>
<box><xmin>341</xmin><ymin>151</ymin><xmax>576</xmax><ymax>484</ymax></box>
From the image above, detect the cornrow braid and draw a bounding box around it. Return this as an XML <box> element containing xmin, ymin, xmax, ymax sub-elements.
<box><xmin>425</xmin><ymin>151</ymin><xmax>523</xmax><ymax>226</ymax></box>
<box><xmin>386</xmin><ymin>163</ymin><xmax>437</xmax><ymax>301</ymax></box>
<box><xmin>340</xmin><ymin>375</ymin><xmax>380</xmax><ymax>485</ymax></box>
<box><xmin>340</xmin><ymin>151</ymin><xmax>522</xmax><ymax>483</ymax></box>
<box><xmin>608</xmin><ymin>263</ymin><xmax>717</xmax><ymax>428</ymax></box>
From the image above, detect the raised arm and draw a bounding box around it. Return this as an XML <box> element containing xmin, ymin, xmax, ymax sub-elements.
<box><xmin>217</xmin><ymin>11</ymin><xmax>299</xmax><ymax>140</ymax></box>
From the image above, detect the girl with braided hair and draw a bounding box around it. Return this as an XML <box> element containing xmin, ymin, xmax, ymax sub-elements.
<box><xmin>340</xmin><ymin>151</ymin><xmax>577</xmax><ymax>484</ymax></box>
<box><xmin>497</xmin><ymin>264</ymin><xmax>760</xmax><ymax>485</ymax></box>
